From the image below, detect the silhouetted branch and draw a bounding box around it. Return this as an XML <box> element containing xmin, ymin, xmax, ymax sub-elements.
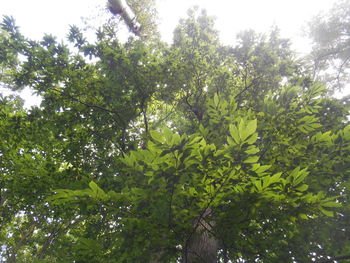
<box><xmin>316</xmin><ymin>254</ymin><xmax>350</xmax><ymax>263</ymax></box>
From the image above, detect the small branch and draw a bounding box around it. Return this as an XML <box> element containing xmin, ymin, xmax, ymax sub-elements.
<box><xmin>234</xmin><ymin>75</ymin><xmax>263</xmax><ymax>100</ymax></box>
<box><xmin>336</xmin><ymin>57</ymin><xmax>350</xmax><ymax>90</ymax></box>
<box><xmin>142</xmin><ymin>105</ymin><xmax>149</xmax><ymax>136</ymax></box>
<box><xmin>50</xmin><ymin>87</ymin><xmax>126</xmax><ymax>126</ymax></box>
<box><xmin>223</xmin><ymin>247</ymin><xmax>228</xmax><ymax>263</ymax></box>
<box><xmin>153</xmin><ymin>98</ymin><xmax>182</xmax><ymax>128</ymax></box>
<box><xmin>154</xmin><ymin>109</ymin><xmax>175</xmax><ymax>127</ymax></box>
<box><xmin>37</xmin><ymin>217</ymin><xmax>84</xmax><ymax>259</ymax></box>
<box><xmin>168</xmin><ymin>180</ymin><xmax>175</xmax><ymax>229</ymax></box>
<box><xmin>316</xmin><ymin>254</ymin><xmax>350</xmax><ymax>263</ymax></box>
<box><xmin>8</xmin><ymin>222</ymin><xmax>36</xmax><ymax>263</ymax></box>
<box><xmin>184</xmin><ymin>95</ymin><xmax>202</xmax><ymax>121</ymax></box>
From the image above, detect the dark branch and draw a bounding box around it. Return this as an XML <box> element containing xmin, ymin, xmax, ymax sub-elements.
<box><xmin>142</xmin><ymin>105</ymin><xmax>149</xmax><ymax>136</ymax></box>
<box><xmin>234</xmin><ymin>75</ymin><xmax>263</xmax><ymax>100</ymax></box>
<box><xmin>51</xmin><ymin>87</ymin><xmax>126</xmax><ymax>126</ymax></box>
<box><xmin>316</xmin><ymin>255</ymin><xmax>350</xmax><ymax>263</ymax></box>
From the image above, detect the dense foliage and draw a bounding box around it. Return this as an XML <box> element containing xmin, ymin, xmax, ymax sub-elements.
<box><xmin>0</xmin><ymin>6</ymin><xmax>349</xmax><ymax>263</ymax></box>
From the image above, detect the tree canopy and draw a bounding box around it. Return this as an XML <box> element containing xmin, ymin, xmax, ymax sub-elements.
<box><xmin>0</xmin><ymin>5</ymin><xmax>350</xmax><ymax>263</ymax></box>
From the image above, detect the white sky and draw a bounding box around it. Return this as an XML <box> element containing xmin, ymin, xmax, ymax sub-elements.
<box><xmin>0</xmin><ymin>0</ymin><xmax>338</xmax><ymax>47</ymax></box>
<box><xmin>0</xmin><ymin>0</ymin><xmax>347</xmax><ymax>106</ymax></box>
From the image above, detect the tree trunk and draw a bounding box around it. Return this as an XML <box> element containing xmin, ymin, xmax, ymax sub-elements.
<box><xmin>107</xmin><ymin>0</ymin><xmax>141</xmax><ymax>35</ymax></box>
<box><xmin>184</xmin><ymin>208</ymin><xmax>219</xmax><ymax>263</ymax></box>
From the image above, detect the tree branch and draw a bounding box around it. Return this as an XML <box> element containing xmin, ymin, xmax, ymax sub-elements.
<box><xmin>142</xmin><ymin>105</ymin><xmax>149</xmax><ymax>136</ymax></box>
<box><xmin>50</xmin><ymin>87</ymin><xmax>126</xmax><ymax>126</ymax></box>
<box><xmin>234</xmin><ymin>75</ymin><xmax>263</xmax><ymax>100</ymax></box>
<box><xmin>316</xmin><ymin>254</ymin><xmax>350</xmax><ymax>263</ymax></box>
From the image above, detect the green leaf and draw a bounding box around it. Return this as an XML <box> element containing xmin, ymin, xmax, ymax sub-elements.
<box><xmin>188</xmin><ymin>187</ymin><xmax>197</xmax><ymax>196</ymax></box>
<box><xmin>321</xmin><ymin>201</ymin><xmax>342</xmax><ymax>208</ymax></box>
<box><xmin>213</xmin><ymin>93</ymin><xmax>219</xmax><ymax>106</ymax></box>
<box><xmin>163</xmin><ymin>127</ymin><xmax>174</xmax><ymax>144</ymax></box>
<box><xmin>242</xmin><ymin>119</ymin><xmax>257</xmax><ymax>141</ymax></box>
<box><xmin>238</xmin><ymin>119</ymin><xmax>245</xmax><ymax>137</ymax></box>
<box><xmin>89</xmin><ymin>181</ymin><xmax>107</xmax><ymax>200</ymax></box>
<box><xmin>188</xmin><ymin>136</ymin><xmax>202</xmax><ymax>145</ymax></box>
<box><xmin>245</xmin><ymin>133</ymin><xmax>258</xmax><ymax>144</ymax></box>
<box><xmin>229</xmin><ymin>124</ymin><xmax>240</xmax><ymax>144</ymax></box>
<box><xmin>262</xmin><ymin>176</ymin><xmax>270</xmax><ymax>188</ymax></box>
<box><xmin>255</xmin><ymin>165</ymin><xmax>272</xmax><ymax>174</ymax></box>
<box><xmin>269</xmin><ymin>172</ymin><xmax>282</xmax><ymax>184</ymax></box>
<box><xmin>244</xmin><ymin>156</ymin><xmax>259</xmax><ymax>163</ymax></box>
<box><xmin>245</xmin><ymin>146</ymin><xmax>260</xmax><ymax>155</ymax></box>
<box><xmin>293</xmin><ymin>168</ymin><xmax>309</xmax><ymax>186</ymax></box>
<box><xmin>319</xmin><ymin>207</ymin><xmax>334</xmax><ymax>217</ymax></box>
<box><xmin>254</xmin><ymin>180</ymin><xmax>263</xmax><ymax>192</ymax></box>
<box><xmin>299</xmin><ymin>213</ymin><xmax>308</xmax><ymax>220</ymax></box>
<box><xmin>89</xmin><ymin>181</ymin><xmax>99</xmax><ymax>191</ymax></box>
<box><xmin>227</xmin><ymin>136</ymin><xmax>236</xmax><ymax>146</ymax></box>
<box><xmin>295</xmin><ymin>184</ymin><xmax>308</xmax><ymax>192</ymax></box>
<box><xmin>251</xmin><ymin>164</ymin><xmax>260</xmax><ymax>171</ymax></box>
<box><xmin>150</xmin><ymin>130</ymin><xmax>164</xmax><ymax>143</ymax></box>
<box><xmin>290</xmin><ymin>167</ymin><xmax>300</xmax><ymax>178</ymax></box>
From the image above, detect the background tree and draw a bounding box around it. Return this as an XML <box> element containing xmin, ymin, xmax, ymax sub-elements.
<box><xmin>307</xmin><ymin>0</ymin><xmax>350</xmax><ymax>91</ymax></box>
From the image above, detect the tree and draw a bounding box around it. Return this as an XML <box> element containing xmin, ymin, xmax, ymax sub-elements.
<box><xmin>0</xmin><ymin>8</ymin><xmax>349</xmax><ymax>263</ymax></box>
<box><xmin>307</xmin><ymin>0</ymin><xmax>350</xmax><ymax>91</ymax></box>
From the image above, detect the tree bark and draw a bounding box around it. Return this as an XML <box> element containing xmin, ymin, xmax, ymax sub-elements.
<box><xmin>184</xmin><ymin>208</ymin><xmax>219</xmax><ymax>263</ymax></box>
